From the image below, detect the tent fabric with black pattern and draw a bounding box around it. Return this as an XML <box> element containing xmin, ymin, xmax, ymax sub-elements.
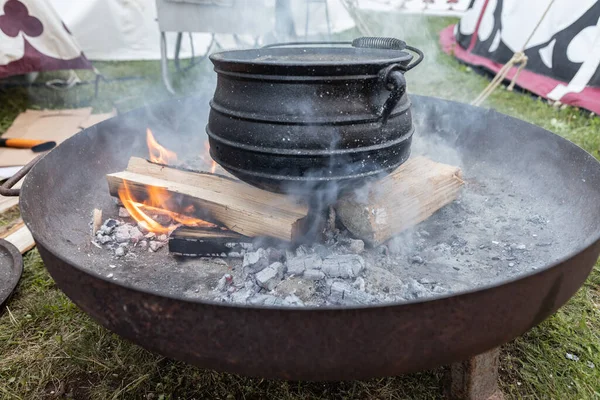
<box><xmin>0</xmin><ymin>0</ymin><xmax>91</xmax><ymax>79</ymax></box>
<box><xmin>440</xmin><ymin>0</ymin><xmax>600</xmax><ymax>114</ymax></box>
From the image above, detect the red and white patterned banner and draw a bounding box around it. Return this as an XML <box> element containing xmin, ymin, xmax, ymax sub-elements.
<box><xmin>0</xmin><ymin>0</ymin><xmax>91</xmax><ymax>79</ymax></box>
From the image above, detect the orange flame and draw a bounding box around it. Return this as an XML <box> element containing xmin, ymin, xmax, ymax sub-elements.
<box><xmin>116</xmin><ymin>129</ymin><xmax>221</xmax><ymax>234</ymax></box>
<box><xmin>203</xmin><ymin>141</ymin><xmax>218</xmax><ymax>173</ymax></box>
<box><xmin>118</xmin><ymin>181</ymin><xmax>216</xmax><ymax>234</ymax></box>
<box><xmin>147</xmin><ymin>128</ymin><xmax>177</xmax><ymax>165</ymax></box>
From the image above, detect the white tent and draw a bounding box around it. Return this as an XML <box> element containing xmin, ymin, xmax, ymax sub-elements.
<box><xmin>48</xmin><ymin>0</ymin><xmax>356</xmax><ymax>61</ymax></box>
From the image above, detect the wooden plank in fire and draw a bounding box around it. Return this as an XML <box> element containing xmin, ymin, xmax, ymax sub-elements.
<box><xmin>106</xmin><ymin>157</ymin><xmax>311</xmax><ymax>242</ymax></box>
<box><xmin>335</xmin><ymin>156</ymin><xmax>464</xmax><ymax>245</ymax></box>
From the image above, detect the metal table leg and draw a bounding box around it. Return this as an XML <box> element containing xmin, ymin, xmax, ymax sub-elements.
<box><xmin>174</xmin><ymin>32</ymin><xmax>183</xmax><ymax>71</ymax></box>
<box><xmin>160</xmin><ymin>31</ymin><xmax>175</xmax><ymax>95</ymax></box>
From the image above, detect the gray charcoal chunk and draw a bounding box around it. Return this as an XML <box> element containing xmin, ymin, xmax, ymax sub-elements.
<box><xmin>118</xmin><ymin>207</ymin><xmax>130</xmax><ymax>218</ymax></box>
<box><xmin>115</xmin><ymin>246</ymin><xmax>127</xmax><ymax>257</ymax></box>
<box><xmin>348</xmin><ymin>239</ymin><xmax>365</xmax><ymax>254</ymax></box>
<box><xmin>149</xmin><ymin>241</ymin><xmax>165</xmax><ymax>252</ymax></box>
<box><xmin>215</xmin><ymin>274</ymin><xmax>233</xmax><ymax>291</ymax></box>
<box><xmin>286</xmin><ymin>254</ymin><xmax>322</xmax><ymax>276</ymax></box>
<box><xmin>255</xmin><ymin>262</ymin><xmax>284</xmax><ymax>290</ymax></box>
<box><xmin>99</xmin><ymin>219</ymin><xmax>118</xmax><ymax>235</ymax></box>
<box><xmin>303</xmin><ymin>269</ymin><xmax>325</xmax><ymax>281</ymax></box>
<box><xmin>352</xmin><ymin>277</ymin><xmax>366</xmax><ymax>291</ymax></box>
<box><xmin>248</xmin><ymin>294</ymin><xmax>285</xmax><ymax>306</ymax></box>
<box><xmin>411</xmin><ymin>255</ymin><xmax>424</xmax><ymax>264</ymax></box>
<box><xmin>242</xmin><ymin>248</ymin><xmax>269</xmax><ymax>274</ymax></box>
<box><xmin>295</xmin><ymin>244</ymin><xmax>311</xmax><ymax>257</ymax></box>
<box><xmin>229</xmin><ymin>289</ymin><xmax>251</xmax><ymax>304</ymax></box>
<box><xmin>329</xmin><ymin>281</ymin><xmax>374</xmax><ymax>305</ymax></box>
<box><xmin>321</xmin><ymin>254</ymin><xmax>365</xmax><ymax>278</ymax></box>
<box><xmin>128</xmin><ymin>227</ymin><xmax>144</xmax><ymax>243</ymax></box>
<box><xmin>114</xmin><ymin>225</ymin><xmax>132</xmax><ymax>243</ymax></box>
<box><xmin>97</xmin><ymin>234</ymin><xmax>112</xmax><ymax>245</ymax></box>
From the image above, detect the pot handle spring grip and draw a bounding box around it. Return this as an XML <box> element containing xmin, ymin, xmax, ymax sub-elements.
<box><xmin>377</xmin><ymin>65</ymin><xmax>406</xmax><ymax>125</ymax></box>
<box><xmin>351</xmin><ymin>37</ymin><xmax>423</xmax><ymax>71</ymax></box>
<box><xmin>0</xmin><ymin>154</ymin><xmax>44</xmax><ymax>197</ymax></box>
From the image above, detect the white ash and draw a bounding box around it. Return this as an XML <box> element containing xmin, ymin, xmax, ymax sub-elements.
<box><xmin>207</xmin><ymin>176</ymin><xmax>562</xmax><ymax>307</ymax></box>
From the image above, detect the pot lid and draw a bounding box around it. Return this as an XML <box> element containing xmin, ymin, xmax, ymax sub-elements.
<box><xmin>210</xmin><ymin>37</ymin><xmax>422</xmax><ymax>77</ymax></box>
<box><xmin>211</xmin><ymin>46</ymin><xmax>412</xmax><ymax>66</ymax></box>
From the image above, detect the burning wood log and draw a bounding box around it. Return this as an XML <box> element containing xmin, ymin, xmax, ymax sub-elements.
<box><xmin>106</xmin><ymin>157</ymin><xmax>311</xmax><ymax>241</ymax></box>
<box><xmin>168</xmin><ymin>226</ymin><xmax>252</xmax><ymax>257</ymax></box>
<box><xmin>335</xmin><ymin>156</ymin><xmax>464</xmax><ymax>245</ymax></box>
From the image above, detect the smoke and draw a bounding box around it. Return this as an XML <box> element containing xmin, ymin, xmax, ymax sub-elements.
<box><xmin>131</xmin><ymin>5</ymin><xmax>474</xmax><ymax>250</ymax></box>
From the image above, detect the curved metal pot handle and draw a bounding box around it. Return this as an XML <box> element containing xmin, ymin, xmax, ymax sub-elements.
<box><xmin>403</xmin><ymin>45</ymin><xmax>424</xmax><ymax>71</ymax></box>
<box><xmin>262</xmin><ymin>37</ymin><xmax>424</xmax><ymax>71</ymax></box>
<box><xmin>0</xmin><ymin>154</ymin><xmax>44</xmax><ymax>197</ymax></box>
<box><xmin>377</xmin><ymin>65</ymin><xmax>406</xmax><ymax>124</ymax></box>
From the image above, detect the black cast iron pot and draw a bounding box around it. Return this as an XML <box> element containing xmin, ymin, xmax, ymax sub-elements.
<box><xmin>207</xmin><ymin>37</ymin><xmax>424</xmax><ymax>193</ymax></box>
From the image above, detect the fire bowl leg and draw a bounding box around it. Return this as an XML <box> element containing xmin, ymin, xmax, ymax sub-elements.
<box><xmin>448</xmin><ymin>347</ymin><xmax>505</xmax><ymax>400</ymax></box>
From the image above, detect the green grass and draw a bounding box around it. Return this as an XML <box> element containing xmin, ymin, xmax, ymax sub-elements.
<box><xmin>1</xmin><ymin>14</ymin><xmax>600</xmax><ymax>399</ymax></box>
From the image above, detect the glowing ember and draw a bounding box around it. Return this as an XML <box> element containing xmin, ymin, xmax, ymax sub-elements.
<box><xmin>147</xmin><ymin>128</ymin><xmax>177</xmax><ymax>165</ymax></box>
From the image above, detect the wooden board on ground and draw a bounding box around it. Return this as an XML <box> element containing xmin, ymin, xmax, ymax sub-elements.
<box><xmin>106</xmin><ymin>157</ymin><xmax>310</xmax><ymax>242</ymax></box>
<box><xmin>0</xmin><ymin>220</ymin><xmax>35</xmax><ymax>254</ymax></box>
<box><xmin>335</xmin><ymin>156</ymin><xmax>464</xmax><ymax>245</ymax></box>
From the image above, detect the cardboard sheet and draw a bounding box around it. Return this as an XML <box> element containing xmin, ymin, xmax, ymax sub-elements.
<box><xmin>0</xmin><ymin>108</ymin><xmax>116</xmax><ymax>168</ymax></box>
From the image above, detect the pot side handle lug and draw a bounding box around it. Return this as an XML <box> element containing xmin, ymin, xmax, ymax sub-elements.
<box><xmin>377</xmin><ymin>67</ymin><xmax>406</xmax><ymax>125</ymax></box>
